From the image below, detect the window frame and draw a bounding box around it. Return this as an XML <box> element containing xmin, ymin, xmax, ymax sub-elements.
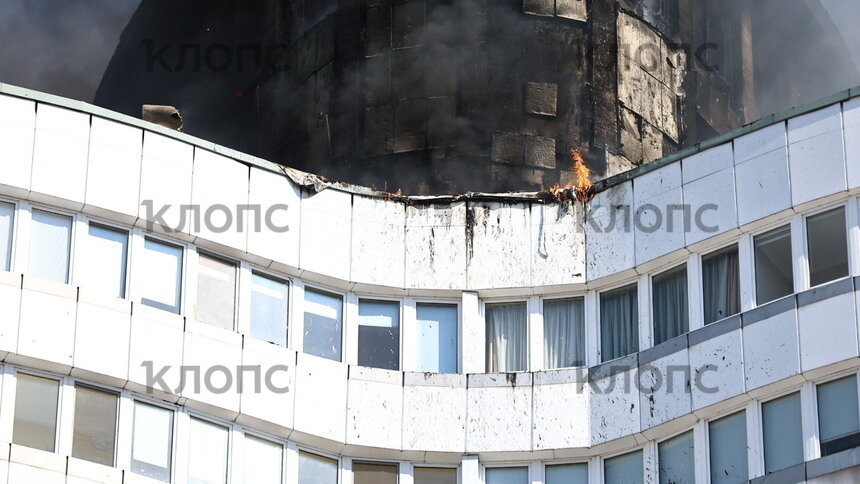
<box><xmin>297</xmin><ymin>447</ymin><xmax>341</xmax><ymax>484</ymax></box>
<box><xmin>194</xmin><ymin>249</ymin><xmax>240</xmax><ymax>330</ymax></box>
<box><xmin>129</xmin><ymin>396</ymin><xmax>178</xmax><ymax>483</ymax></box>
<box><xmin>705</xmin><ymin>407</ymin><xmax>750</xmax><ymax>483</ymax></box>
<box><xmin>655</xmin><ymin>428</ymin><xmax>695</xmax><ymax>484</ymax></box>
<box><xmin>79</xmin><ymin>217</ymin><xmax>132</xmax><ymax>299</ymax></box>
<box><xmin>482</xmin><ymin>298</ymin><xmax>530</xmax><ymax>373</ymax></box>
<box><xmin>11</xmin><ymin>367</ymin><xmax>63</xmax><ymax>453</ymax></box>
<box><xmin>355</xmin><ymin>296</ymin><xmax>404</xmax><ymax>370</ymax></box>
<box><xmin>0</xmin><ymin>196</ymin><xmax>19</xmax><ymax>273</ymax></box>
<box><xmin>27</xmin><ymin>204</ymin><xmax>77</xmax><ymax>284</ymax></box>
<box><xmin>411</xmin><ymin>297</ymin><xmax>462</xmax><ymax>373</ymax></box>
<box><xmin>241</xmin><ymin>428</ymin><xmax>287</xmax><ymax>484</ymax></box>
<box><xmin>596</xmin><ymin>281</ymin><xmax>640</xmax><ymax>363</ymax></box>
<box><xmin>483</xmin><ymin>463</ymin><xmax>532</xmax><ymax>484</ymax></box>
<box><xmin>601</xmin><ymin>447</ymin><xmax>646</xmax><ymax>483</ymax></box>
<box><xmin>802</xmin><ymin>202</ymin><xmax>850</xmax><ymax>289</ymax></box>
<box><xmin>302</xmin><ymin>284</ymin><xmax>347</xmax><ymax>362</ymax></box>
<box><xmin>699</xmin><ymin>241</ymin><xmax>741</xmax><ymax>325</ymax></box>
<box><xmin>247</xmin><ymin>266</ymin><xmax>292</xmax><ymax>348</ymax></box>
<box><xmin>540</xmin><ymin>294</ymin><xmax>587</xmax><ymax>369</ymax></box>
<box><xmin>650</xmin><ymin>263</ymin><xmax>689</xmax><ymax>346</ymax></box>
<box><xmin>412</xmin><ymin>463</ymin><xmax>460</xmax><ymax>484</ymax></box>
<box><xmin>751</xmin><ymin>220</ymin><xmax>794</xmax><ymax>307</ymax></box>
<box><xmin>813</xmin><ymin>369</ymin><xmax>860</xmax><ymax>457</ymax></box>
<box><xmin>351</xmin><ymin>458</ymin><xmax>401</xmax><ymax>484</ymax></box>
<box><xmin>758</xmin><ymin>387</ymin><xmax>805</xmax><ymax>475</ymax></box>
<box><xmin>70</xmin><ymin>382</ymin><xmax>121</xmax><ymax>466</ymax></box>
<box><xmin>185</xmin><ymin>412</ymin><xmax>233</xmax><ymax>484</ymax></box>
<box><xmin>137</xmin><ymin>233</ymin><xmax>187</xmax><ymax>315</ymax></box>
<box><xmin>541</xmin><ymin>459</ymin><xmax>590</xmax><ymax>484</ymax></box>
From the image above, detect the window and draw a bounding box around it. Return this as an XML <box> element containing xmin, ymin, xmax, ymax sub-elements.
<box><xmin>415</xmin><ymin>467</ymin><xmax>457</xmax><ymax>484</ymax></box>
<box><xmin>708</xmin><ymin>411</ymin><xmax>748</xmax><ymax>484</ymax></box>
<box><xmin>817</xmin><ymin>375</ymin><xmax>860</xmax><ymax>456</ymax></box>
<box><xmin>12</xmin><ymin>373</ymin><xmax>59</xmax><ymax>452</ymax></box>
<box><xmin>244</xmin><ymin>435</ymin><xmax>283</xmax><ymax>484</ymax></box>
<box><xmin>188</xmin><ymin>418</ymin><xmax>229</xmax><ymax>484</ymax></box>
<box><xmin>702</xmin><ymin>245</ymin><xmax>740</xmax><ymax>324</ymax></box>
<box><xmin>140</xmin><ymin>238</ymin><xmax>183</xmax><ymax>314</ymax></box>
<box><xmin>485</xmin><ymin>302</ymin><xmax>528</xmax><ymax>372</ymax></box>
<box><xmin>652</xmin><ymin>266</ymin><xmax>688</xmax><ymax>345</ymax></box>
<box><xmin>604</xmin><ymin>450</ymin><xmax>643</xmax><ymax>483</ymax></box>
<box><xmin>131</xmin><ymin>401</ymin><xmax>174</xmax><ymax>482</ymax></box>
<box><xmin>28</xmin><ymin>209</ymin><xmax>72</xmax><ymax>283</ymax></box>
<box><xmin>485</xmin><ymin>467</ymin><xmax>528</xmax><ymax>484</ymax></box>
<box><xmin>298</xmin><ymin>451</ymin><xmax>338</xmax><ymax>484</ymax></box>
<box><xmin>807</xmin><ymin>207</ymin><xmax>849</xmax><ymax>287</ymax></box>
<box><xmin>754</xmin><ymin>225</ymin><xmax>793</xmax><ymax>305</ymax></box>
<box><xmin>303</xmin><ymin>288</ymin><xmax>343</xmax><ymax>361</ymax></box>
<box><xmin>353</xmin><ymin>462</ymin><xmax>398</xmax><ymax>484</ymax></box>
<box><xmin>544</xmin><ymin>298</ymin><xmax>585</xmax><ymax>368</ymax></box>
<box><xmin>72</xmin><ymin>386</ymin><xmax>118</xmax><ymax>466</ymax></box>
<box><xmin>250</xmin><ymin>272</ymin><xmax>290</xmax><ymax>346</ymax></box>
<box><xmin>762</xmin><ymin>392</ymin><xmax>803</xmax><ymax>473</ymax></box>
<box><xmin>658</xmin><ymin>431</ymin><xmax>694</xmax><ymax>484</ymax></box>
<box><xmin>415</xmin><ymin>303</ymin><xmax>458</xmax><ymax>373</ymax></box>
<box><xmin>358</xmin><ymin>300</ymin><xmax>401</xmax><ymax>370</ymax></box>
<box><xmin>195</xmin><ymin>253</ymin><xmax>237</xmax><ymax>329</ymax></box>
<box><xmin>0</xmin><ymin>201</ymin><xmax>13</xmax><ymax>271</ymax></box>
<box><xmin>600</xmin><ymin>285</ymin><xmax>639</xmax><ymax>362</ymax></box>
<box><xmin>79</xmin><ymin>224</ymin><xmax>128</xmax><ymax>298</ymax></box>
<box><xmin>545</xmin><ymin>463</ymin><xmax>587</xmax><ymax>484</ymax></box>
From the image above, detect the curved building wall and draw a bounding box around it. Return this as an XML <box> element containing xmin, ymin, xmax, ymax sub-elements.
<box><xmin>0</xmin><ymin>84</ymin><xmax>859</xmax><ymax>482</ymax></box>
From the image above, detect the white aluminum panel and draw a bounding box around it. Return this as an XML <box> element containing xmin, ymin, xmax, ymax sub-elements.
<box><xmin>237</xmin><ymin>339</ymin><xmax>296</xmax><ymax>431</ymax></box>
<box><xmin>30</xmin><ymin>105</ymin><xmax>90</xmax><ymax>206</ymax></box>
<box><xmin>72</xmin><ymin>301</ymin><xmax>131</xmax><ymax>386</ymax></box>
<box><xmin>466</xmin><ymin>380</ymin><xmax>532</xmax><ymax>452</ymax></box>
<box><xmin>634</xmin><ymin>187</ymin><xmax>686</xmax><ymax>265</ymax></box>
<box><xmin>299</xmin><ymin>189</ymin><xmax>351</xmax><ymax>281</ymax></box>
<box><xmin>466</xmin><ymin>202</ymin><xmax>531</xmax><ymax>289</ymax></box>
<box><xmin>798</xmin><ymin>293</ymin><xmax>858</xmax><ymax>372</ymax></box>
<box><xmin>787</xmin><ymin>105</ymin><xmax>842</xmax><ymax>144</ymax></box>
<box><xmin>405</xmin><ymin>203</ymin><xmax>467</xmax><ymax>290</ymax></box>
<box><xmin>683</xmin><ymin>167</ymin><xmax>738</xmax><ymax>246</ymax></box>
<box><xmin>293</xmin><ymin>354</ymin><xmax>348</xmax><ymax>443</ymax></box>
<box><xmin>16</xmin><ymin>284</ymin><xmax>76</xmax><ymax>371</ymax></box>
<box><xmin>788</xmin><ymin>130</ymin><xmax>847</xmax><ymax>206</ymax></box>
<box><xmin>688</xmin><ymin>330</ymin><xmax>745</xmax><ymax>410</ymax></box>
<box><xmin>742</xmin><ymin>310</ymin><xmax>800</xmax><ymax>391</ymax></box>
<box><xmin>346</xmin><ymin>377</ymin><xmax>403</xmax><ymax>449</ymax></box>
<box><xmin>734</xmin><ymin>122</ymin><xmax>787</xmax><ymax>165</ymax></box>
<box><xmin>682</xmin><ymin>143</ymin><xmax>733</xmax><ymax>184</ymax></box>
<box><xmin>0</xmin><ymin>94</ymin><xmax>35</xmax><ymax>195</ymax></box>
<box><xmin>586</xmin><ymin>181</ymin><xmax>635</xmax><ymax>280</ymax></box>
<box><xmin>0</xmin><ymin>275</ymin><xmax>20</xmax><ymax>356</ymax></box>
<box><xmin>181</xmin><ymin>324</ymin><xmax>243</xmax><ymax>418</ymax></box>
<box><xmin>533</xmin><ymin>381</ymin><xmax>590</xmax><ymax>449</ymax></box>
<box><xmin>734</xmin><ymin>148</ymin><xmax>792</xmax><ymax>226</ymax></box>
<box><xmin>845</xmin><ymin>99</ymin><xmax>860</xmax><ymax>190</ymax></box>
<box><xmin>402</xmin><ymin>385</ymin><xmax>466</xmax><ymax>452</ymax></box>
<box><xmin>633</xmin><ymin>163</ymin><xmax>682</xmax><ymax>203</ymax></box>
<box><xmin>85</xmin><ymin>117</ymin><xmax>143</xmax><ymax>220</ymax></box>
<box><xmin>246</xmin><ymin>167</ymin><xmax>300</xmax><ymax>269</ymax></box>
<box><xmin>351</xmin><ymin>196</ymin><xmax>406</xmax><ymax>287</ymax></box>
<box><xmin>530</xmin><ymin>202</ymin><xmax>586</xmax><ymax>286</ymax></box>
<box><xmin>190</xmin><ymin>149</ymin><xmax>249</xmax><ymax>252</ymax></box>
<box><xmin>126</xmin><ymin>307</ymin><xmax>185</xmax><ymax>400</ymax></box>
<box><xmin>639</xmin><ymin>350</ymin><xmax>692</xmax><ymax>429</ymax></box>
<box><xmin>589</xmin><ymin>369</ymin><xmax>640</xmax><ymax>444</ymax></box>
<box><xmin>137</xmin><ymin>132</ymin><xmax>194</xmax><ymax>233</ymax></box>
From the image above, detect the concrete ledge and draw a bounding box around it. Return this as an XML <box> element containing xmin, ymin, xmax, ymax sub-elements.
<box><xmin>742</xmin><ymin>296</ymin><xmax>796</xmax><ymax>327</ymax></box>
<box><xmin>688</xmin><ymin>314</ymin><xmax>740</xmax><ymax>346</ymax></box>
<box><xmin>797</xmin><ymin>277</ymin><xmax>854</xmax><ymax>307</ymax></box>
<box><xmin>749</xmin><ymin>462</ymin><xmax>806</xmax><ymax>484</ymax></box>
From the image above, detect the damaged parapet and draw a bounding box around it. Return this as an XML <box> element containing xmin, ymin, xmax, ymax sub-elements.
<box><xmin>142</xmin><ymin>104</ymin><xmax>184</xmax><ymax>131</ymax></box>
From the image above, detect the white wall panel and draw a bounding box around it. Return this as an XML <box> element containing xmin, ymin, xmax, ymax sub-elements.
<box><xmin>299</xmin><ymin>189</ymin><xmax>352</xmax><ymax>281</ymax></box>
<box><xmin>683</xmin><ymin>167</ymin><xmax>737</xmax><ymax>246</ymax></box>
<box><xmin>72</xmin><ymin>295</ymin><xmax>131</xmax><ymax>387</ymax></box>
<box><xmin>682</xmin><ymin>143</ymin><xmax>733</xmax><ymax>184</ymax></box>
<box><xmin>292</xmin><ymin>353</ymin><xmax>348</xmax><ymax>444</ymax></box>
<box><xmin>181</xmin><ymin>322</ymin><xmax>243</xmax><ymax>419</ymax></box>
<box><xmin>788</xmin><ymin>130</ymin><xmax>847</xmax><ymax>207</ymax></box>
<box><xmin>190</xmin><ymin>149</ymin><xmax>249</xmax><ymax>253</ymax></box>
<box><xmin>0</xmin><ymin>94</ymin><xmax>35</xmax><ymax>196</ymax></box>
<box><xmin>84</xmin><ymin>117</ymin><xmax>142</xmax><ymax>221</ymax></box>
<box><xmin>237</xmin><ymin>339</ymin><xmax>296</xmax><ymax>431</ymax></box>
<box><xmin>466</xmin><ymin>202</ymin><xmax>531</xmax><ymax>289</ymax></box>
<box><xmin>844</xmin><ymin>99</ymin><xmax>860</xmax><ymax>190</ymax></box>
<box><xmin>246</xmin><ymin>167</ymin><xmax>300</xmax><ymax>270</ymax></box>
<box><xmin>530</xmin><ymin>202</ymin><xmax>585</xmax><ymax>286</ymax></box>
<box><xmin>402</xmin><ymin>375</ymin><xmax>466</xmax><ymax>452</ymax></box>
<box><xmin>346</xmin><ymin>367</ymin><xmax>403</xmax><ymax>449</ymax></box>
<box><xmin>405</xmin><ymin>203</ymin><xmax>467</xmax><ymax>290</ymax></box>
<box><xmin>734</xmin><ymin>123</ymin><xmax>786</xmax><ymax>164</ymax></box>
<box><xmin>137</xmin><ymin>132</ymin><xmax>194</xmax><ymax>234</ymax></box>
<box><xmin>13</xmin><ymin>279</ymin><xmax>76</xmax><ymax>372</ymax></box>
<box><xmin>351</xmin><ymin>196</ymin><xmax>406</xmax><ymax>287</ymax></box>
<box><xmin>688</xmin><ymin>331</ymin><xmax>744</xmax><ymax>410</ymax></box>
<box><xmin>589</xmin><ymin>369</ymin><xmax>640</xmax><ymax>444</ymax></box>
<box><xmin>742</xmin><ymin>310</ymin><xmax>800</xmax><ymax>391</ymax></box>
<box><xmin>30</xmin><ymin>105</ymin><xmax>90</xmax><ymax>208</ymax></box>
<box><xmin>734</xmin><ymin>148</ymin><xmax>792</xmax><ymax>226</ymax></box>
<box><xmin>0</xmin><ymin>272</ymin><xmax>20</xmax><ymax>357</ymax></box>
<box><xmin>798</xmin><ymin>293</ymin><xmax>858</xmax><ymax>372</ymax></box>
<box><xmin>586</xmin><ymin>181</ymin><xmax>635</xmax><ymax>280</ymax></box>
<box><xmin>533</xmin><ymin>375</ymin><xmax>589</xmax><ymax>449</ymax></box>
<box><xmin>126</xmin><ymin>305</ymin><xmax>185</xmax><ymax>401</ymax></box>
<box><xmin>466</xmin><ymin>374</ymin><xmax>532</xmax><ymax>452</ymax></box>
<box><xmin>639</xmin><ymin>350</ymin><xmax>692</xmax><ymax>429</ymax></box>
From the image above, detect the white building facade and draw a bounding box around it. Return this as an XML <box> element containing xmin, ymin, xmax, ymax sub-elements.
<box><xmin>0</xmin><ymin>84</ymin><xmax>859</xmax><ymax>483</ymax></box>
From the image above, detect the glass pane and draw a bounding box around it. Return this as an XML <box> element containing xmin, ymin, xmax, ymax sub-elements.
<box><xmin>658</xmin><ymin>431</ymin><xmax>694</xmax><ymax>484</ymax></box>
<box><xmin>303</xmin><ymin>288</ymin><xmax>343</xmax><ymax>361</ymax></box>
<box><xmin>13</xmin><ymin>373</ymin><xmax>59</xmax><ymax>452</ymax></box>
<box><xmin>485</xmin><ymin>467</ymin><xmax>528</xmax><ymax>484</ymax></box>
<box><xmin>244</xmin><ymin>435</ymin><xmax>282</xmax><ymax>484</ymax></box>
<box><xmin>652</xmin><ymin>267</ymin><xmax>688</xmax><ymax>345</ymax></box>
<box><xmin>358</xmin><ymin>300</ymin><xmax>401</xmax><ymax>370</ymax></box>
<box><xmin>140</xmin><ymin>238</ymin><xmax>183</xmax><ymax>313</ymax></box>
<box><xmin>414</xmin><ymin>467</ymin><xmax>457</xmax><ymax>484</ymax></box>
<box><xmin>80</xmin><ymin>224</ymin><xmax>128</xmax><ymax>298</ymax></box>
<box><xmin>762</xmin><ymin>392</ymin><xmax>803</xmax><ymax>473</ymax></box>
<box><xmin>543</xmin><ymin>298</ymin><xmax>585</xmax><ymax>369</ymax></box>
<box><xmin>353</xmin><ymin>462</ymin><xmax>398</xmax><ymax>484</ymax></box>
<box><xmin>250</xmin><ymin>272</ymin><xmax>290</xmax><ymax>346</ymax></box>
<box><xmin>485</xmin><ymin>303</ymin><xmax>528</xmax><ymax>373</ymax></box>
<box><xmin>545</xmin><ymin>463</ymin><xmax>588</xmax><ymax>484</ymax></box>
<box><xmin>131</xmin><ymin>402</ymin><xmax>173</xmax><ymax>482</ymax></box>
<box><xmin>702</xmin><ymin>245</ymin><xmax>740</xmax><ymax>324</ymax></box>
<box><xmin>709</xmin><ymin>411</ymin><xmax>748</xmax><ymax>484</ymax></box>
<box><xmin>188</xmin><ymin>418</ymin><xmax>229</xmax><ymax>484</ymax></box>
<box><xmin>807</xmin><ymin>207</ymin><xmax>849</xmax><ymax>287</ymax></box>
<box><xmin>600</xmin><ymin>285</ymin><xmax>639</xmax><ymax>362</ymax></box>
<box><xmin>298</xmin><ymin>451</ymin><xmax>338</xmax><ymax>484</ymax></box>
<box><xmin>818</xmin><ymin>375</ymin><xmax>860</xmax><ymax>456</ymax></box>
<box><xmin>28</xmin><ymin>210</ymin><xmax>72</xmax><ymax>283</ymax></box>
<box><xmin>0</xmin><ymin>202</ymin><xmax>13</xmax><ymax>271</ymax></box>
<box><xmin>72</xmin><ymin>386</ymin><xmax>118</xmax><ymax>466</ymax></box>
<box><xmin>604</xmin><ymin>450</ymin><xmax>643</xmax><ymax>483</ymax></box>
<box><xmin>415</xmin><ymin>304</ymin><xmax>458</xmax><ymax>373</ymax></box>
<box><xmin>754</xmin><ymin>225</ymin><xmax>793</xmax><ymax>305</ymax></box>
<box><xmin>195</xmin><ymin>253</ymin><xmax>236</xmax><ymax>330</ymax></box>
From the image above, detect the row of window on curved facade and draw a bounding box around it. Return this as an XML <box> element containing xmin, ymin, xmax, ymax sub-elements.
<box><xmin>0</xmin><ymin>197</ymin><xmax>852</xmax><ymax>372</ymax></box>
<box><xmin>9</xmin><ymin>365</ymin><xmax>860</xmax><ymax>483</ymax></box>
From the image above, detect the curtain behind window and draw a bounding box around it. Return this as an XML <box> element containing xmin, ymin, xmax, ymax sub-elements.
<box><xmin>600</xmin><ymin>286</ymin><xmax>639</xmax><ymax>362</ymax></box>
<box><xmin>543</xmin><ymin>298</ymin><xmax>585</xmax><ymax>368</ymax></box>
<box><xmin>702</xmin><ymin>246</ymin><xmax>740</xmax><ymax>324</ymax></box>
<box><xmin>652</xmin><ymin>268</ymin><xmax>688</xmax><ymax>345</ymax></box>
<box><xmin>486</xmin><ymin>303</ymin><xmax>527</xmax><ymax>372</ymax></box>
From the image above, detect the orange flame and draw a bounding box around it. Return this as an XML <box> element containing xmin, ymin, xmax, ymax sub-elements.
<box><xmin>546</xmin><ymin>149</ymin><xmax>594</xmax><ymax>203</ymax></box>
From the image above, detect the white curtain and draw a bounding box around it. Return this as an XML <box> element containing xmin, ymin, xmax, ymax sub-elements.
<box><xmin>543</xmin><ymin>299</ymin><xmax>585</xmax><ymax>368</ymax></box>
<box><xmin>600</xmin><ymin>287</ymin><xmax>638</xmax><ymax>362</ymax></box>
<box><xmin>486</xmin><ymin>303</ymin><xmax>527</xmax><ymax>372</ymax></box>
<box><xmin>652</xmin><ymin>268</ymin><xmax>688</xmax><ymax>345</ymax></box>
<box><xmin>703</xmin><ymin>247</ymin><xmax>740</xmax><ymax>324</ymax></box>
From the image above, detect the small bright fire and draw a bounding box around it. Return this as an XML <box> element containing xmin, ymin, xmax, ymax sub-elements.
<box><xmin>548</xmin><ymin>149</ymin><xmax>594</xmax><ymax>203</ymax></box>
